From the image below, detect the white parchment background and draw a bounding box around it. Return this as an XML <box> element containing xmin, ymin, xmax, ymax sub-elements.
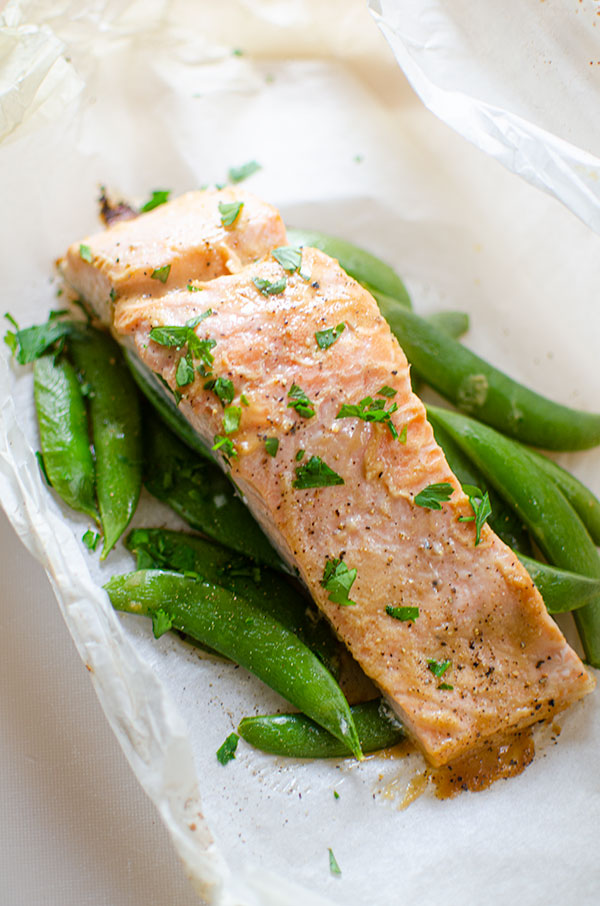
<box><xmin>1</xmin><ymin>1</ymin><xmax>600</xmax><ymax>904</ymax></box>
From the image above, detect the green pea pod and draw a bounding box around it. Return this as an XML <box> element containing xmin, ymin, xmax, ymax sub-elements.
<box><xmin>427</xmin><ymin>405</ymin><xmax>600</xmax><ymax>666</ymax></box>
<box><xmin>124</xmin><ymin>349</ymin><xmax>212</xmax><ymax>461</ymax></box>
<box><xmin>378</xmin><ymin>298</ymin><xmax>600</xmax><ymax>451</ymax></box>
<box><xmin>286</xmin><ymin>228</ymin><xmax>411</xmax><ymax>308</ymax></box>
<box><xmin>33</xmin><ymin>354</ymin><xmax>97</xmax><ymax>520</ymax></box>
<box><xmin>69</xmin><ymin>329</ymin><xmax>142</xmax><ymax>558</ymax></box>
<box><xmin>525</xmin><ymin>449</ymin><xmax>600</xmax><ymax>547</ymax></box>
<box><xmin>125</xmin><ymin>528</ymin><xmax>340</xmax><ymax>677</ymax></box>
<box><xmin>411</xmin><ymin>310</ymin><xmax>471</xmax><ymax>395</ymax></box>
<box><xmin>238</xmin><ymin>699</ymin><xmax>404</xmax><ymax>758</ymax></box>
<box><xmin>431</xmin><ymin>418</ymin><xmax>532</xmax><ymax>555</ymax></box>
<box><xmin>104</xmin><ymin>570</ymin><xmax>362</xmax><ymax>759</ymax></box>
<box><xmin>517</xmin><ymin>554</ymin><xmax>600</xmax><ymax>615</ymax></box>
<box><xmin>143</xmin><ymin>415</ymin><xmax>287</xmax><ymax>572</ymax></box>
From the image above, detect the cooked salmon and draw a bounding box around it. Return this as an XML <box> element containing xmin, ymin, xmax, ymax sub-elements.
<box><xmin>63</xmin><ymin>190</ymin><xmax>594</xmax><ymax>766</ymax></box>
<box><xmin>62</xmin><ymin>188</ymin><xmax>286</xmax><ymax>324</ymax></box>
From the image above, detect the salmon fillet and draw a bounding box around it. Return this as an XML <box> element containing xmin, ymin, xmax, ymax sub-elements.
<box><xmin>61</xmin><ymin>188</ymin><xmax>286</xmax><ymax>324</ymax></box>
<box><xmin>62</xmin><ymin>189</ymin><xmax>594</xmax><ymax>765</ymax></box>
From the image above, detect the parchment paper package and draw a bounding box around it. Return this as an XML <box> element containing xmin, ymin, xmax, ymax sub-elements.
<box><xmin>1</xmin><ymin>2</ymin><xmax>600</xmax><ymax>904</ymax></box>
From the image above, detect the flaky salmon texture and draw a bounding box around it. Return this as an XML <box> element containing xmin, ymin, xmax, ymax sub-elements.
<box><xmin>62</xmin><ymin>187</ymin><xmax>594</xmax><ymax>768</ymax></box>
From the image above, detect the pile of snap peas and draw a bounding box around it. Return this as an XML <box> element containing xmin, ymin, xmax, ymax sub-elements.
<box><xmin>8</xmin><ymin>224</ymin><xmax>600</xmax><ymax>762</ymax></box>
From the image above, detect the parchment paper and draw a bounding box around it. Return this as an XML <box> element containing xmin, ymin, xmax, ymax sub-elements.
<box><xmin>1</xmin><ymin>2</ymin><xmax>600</xmax><ymax>905</ymax></box>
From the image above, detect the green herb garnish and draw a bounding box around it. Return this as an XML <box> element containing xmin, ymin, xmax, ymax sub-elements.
<box><xmin>458</xmin><ymin>484</ymin><xmax>492</xmax><ymax>546</ymax></box>
<box><xmin>287</xmin><ymin>383</ymin><xmax>315</xmax><ymax>418</ymax></box>
<box><xmin>295</xmin><ymin>449</ymin><xmax>305</xmax><ymax>461</ymax></box>
<box><xmin>151</xmin><ymin>264</ymin><xmax>171</xmax><ymax>284</ymax></box>
<box><xmin>187</xmin><ymin>282</ymin><xmax>202</xmax><ymax>292</ymax></box>
<box><xmin>293</xmin><ymin>455</ymin><xmax>344</xmax><ymax>489</ymax></box>
<box><xmin>264</xmin><ymin>437</ymin><xmax>279</xmax><ymax>457</ymax></box>
<box><xmin>151</xmin><ymin>608</ymin><xmax>173</xmax><ymax>639</ymax></box>
<box><xmin>398</xmin><ymin>425</ymin><xmax>408</xmax><ymax>444</ymax></box>
<box><xmin>212</xmin><ymin>434</ymin><xmax>237</xmax><ymax>460</ymax></box>
<box><xmin>315</xmin><ymin>322</ymin><xmax>345</xmax><ymax>350</ymax></box>
<box><xmin>385</xmin><ymin>605</ymin><xmax>419</xmax><ymax>622</ymax></box>
<box><xmin>438</xmin><ymin>682</ymin><xmax>454</xmax><ymax>691</ymax></box>
<box><xmin>82</xmin><ymin>530</ymin><xmax>100</xmax><ymax>551</ymax></box>
<box><xmin>333</xmin><ymin>790</ymin><xmax>340</xmax><ymax>800</ymax></box>
<box><xmin>328</xmin><ymin>848</ymin><xmax>342</xmax><ymax>877</ymax></box>
<box><xmin>8</xmin><ymin>319</ymin><xmax>74</xmax><ymax>365</ymax></box>
<box><xmin>252</xmin><ymin>276</ymin><xmax>287</xmax><ymax>296</ymax></box>
<box><xmin>219</xmin><ymin>200</ymin><xmax>243</xmax><ymax>227</ymax></box>
<box><xmin>414</xmin><ymin>482</ymin><xmax>454</xmax><ymax>510</ymax></box>
<box><xmin>140</xmin><ymin>189</ymin><xmax>170</xmax><ymax>213</ymax></box>
<box><xmin>378</xmin><ymin>385</ymin><xmax>397</xmax><ymax>398</ymax></box>
<box><xmin>223</xmin><ymin>406</ymin><xmax>241</xmax><ymax>435</ymax></box>
<box><xmin>321</xmin><ymin>558</ymin><xmax>357</xmax><ymax>606</ymax></box>
<box><xmin>228</xmin><ymin>160</ymin><xmax>261</xmax><ymax>183</ymax></box>
<box><xmin>427</xmin><ymin>658</ymin><xmax>451</xmax><ymax>678</ymax></box>
<box><xmin>175</xmin><ymin>353</ymin><xmax>195</xmax><ymax>387</ymax></box>
<box><xmin>216</xmin><ymin>732</ymin><xmax>239</xmax><ymax>765</ymax></box>
<box><xmin>240</xmin><ymin>393</ymin><xmax>249</xmax><ymax>407</ymax></box>
<box><xmin>271</xmin><ymin>245</ymin><xmax>302</xmax><ymax>273</ymax></box>
<box><xmin>79</xmin><ymin>244</ymin><xmax>93</xmax><ymax>263</ymax></box>
<box><xmin>336</xmin><ymin>395</ymin><xmax>399</xmax><ymax>439</ymax></box>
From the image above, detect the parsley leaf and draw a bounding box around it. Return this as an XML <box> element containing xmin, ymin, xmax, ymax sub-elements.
<box><xmin>240</xmin><ymin>393</ymin><xmax>249</xmax><ymax>407</ymax></box>
<box><xmin>228</xmin><ymin>160</ymin><xmax>261</xmax><ymax>183</ymax></box>
<box><xmin>207</xmin><ymin>376</ymin><xmax>234</xmax><ymax>406</ymax></box>
<box><xmin>82</xmin><ymin>530</ymin><xmax>100</xmax><ymax>551</ymax></box>
<box><xmin>336</xmin><ymin>395</ymin><xmax>399</xmax><ymax>439</ymax></box>
<box><xmin>140</xmin><ymin>189</ymin><xmax>170</xmax><ymax>212</ymax></box>
<box><xmin>150</xmin><ymin>325</ymin><xmax>190</xmax><ymax>348</ymax></box>
<box><xmin>378</xmin><ymin>385</ymin><xmax>397</xmax><ymax>398</ymax></box>
<box><xmin>219</xmin><ymin>200</ymin><xmax>243</xmax><ymax>227</ymax></box>
<box><xmin>187</xmin><ymin>282</ymin><xmax>203</xmax><ymax>292</ymax></box>
<box><xmin>427</xmin><ymin>658</ymin><xmax>451</xmax><ymax>678</ymax></box>
<box><xmin>252</xmin><ymin>276</ymin><xmax>287</xmax><ymax>296</ymax></box>
<box><xmin>438</xmin><ymin>682</ymin><xmax>454</xmax><ymax>691</ymax></box>
<box><xmin>293</xmin><ymin>455</ymin><xmax>344</xmax><ymax>489</ymax></box>
<box><xmin>287</xmin><ymin>383</ymin><xmax>315</xmax><ymax>418</ymax></box>
<box><xmin>11</xmin><ymin>320</ymin><xmax>74</xmax><ymax>365</ymax></box>
<box><xmin>398</xmin><ymin>425</ymin><xmax>408</xmax><ymax>444</ymax></box>
<box><xmin>264</xmin><ymin>437</ymin><xmax>279</xmax><ymax>457</ymax></box>
<box><xmin>175</xmin><ymin>353</ymin><xmax>195</xmax><ymax>387</ymax></box>
<box><xmin>458</xmin><ymin>485</ymin><xmax>492</xmax><ymax>546</ymax></box>
<box><xmin>216</xmin><ymin>732</ymin><xmax>239</xmax><ymax>765</ymax></box>
<box><xmin>315</xmin><ymin>322</ymin><xmax>345</xmax><ymax>350</ymax></box>
<box><xmin>79</xmin><ymin>243</ymin><xmax>93</xmax><ymax>263</ymax></box>
<box><xmin>328</xmin><ymin>848</ymin><xmax>342</xmax><ymax>877</ymax></box>
<box><xmin>295</xmin><ymin>449</ymin><xmax>305</xmax><ymax>461</ymax></box>
<box><xmin>223</xmin><ymin>406</ymin><xmax>241</xmax><ymax>434</ymax></box>
<box><xmin>151</xmin><ymin>608</ymin><xmax>173</xmax><ymax>639</ymax></box>
<box><xmin>385</xmin><ymin>605</ymin><xmax>419</xmax><ymax>622</ymax></box>
<box><xmin>212</xmin><ymin>434</ymin><xmax>237</xmax><ymax>461</ymax></box>
<box><xmin>271</xmin><ymin>245</ymin><xmax>302</xmax><ymax>273</ymax></box>
<box><xmin>414</xmin><ymin>482</ymin><xmax>454</xmax><ymax>510</ymax></box>
<box><xmin>151</xmin><ymin>264</ymin><xmax>171</xmax><ymax>284</ymax></box>
<box><xmin>321</xmin><ymin>558</ymin><xmax>357</xmax><ymax>606</ymax></box>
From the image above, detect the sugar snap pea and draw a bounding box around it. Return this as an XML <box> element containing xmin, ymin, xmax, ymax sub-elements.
<box><xmin>378</xmin><ymin>298</ymin><xmax>600</xmax><ymax>451</ymax></box>
<box><xmin>104</xmin><ymin>569</ymin><xmax>362</xmax><ymax>759</ymax></box>
<box><xmin>143</xmin><ymin>414</ymin><xmax>286</xmax><ymax>572</ymax></box>
<box><xmin>286</xmin><ymin>228</ymin><xmax>411</xmax><ymax>308</ymax></box>
<box><xmin>525</xmin><ymin>448</ymin><xmax>600</xmax><ymax>546</ymax></box>
<box><xmin>238</xmin><ymin>699</ymin><xmax>404</xmax><ymax>758</ymax></box>
<box><xmin>126</xmin><ymin>528</ymin><xmax>340</xmax><ymax>677</ymax></box>
<box><xmin>428</xmin><ymin>405</ymin><xmax>600</xmax><ymax>666</ymax></box>
<box><xmin>516</xmin><ymin>554</ymin><xmax>600</xmax><ymax>615</ymax></box>
<box><xmin>70</xmin><ymin>329</ymin><xmax>142</xmax><ymax>558</ymax></box>
<box><xmin>33</xmin><ymin>354</ymin><xmax>97</xmax><ymax>521</ymax></box>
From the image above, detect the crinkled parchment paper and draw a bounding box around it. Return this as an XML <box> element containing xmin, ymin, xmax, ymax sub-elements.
<box><xmin>1</xmin><ymin>2</ymin><xmax>600</xmax><ymax>904</ymax></box>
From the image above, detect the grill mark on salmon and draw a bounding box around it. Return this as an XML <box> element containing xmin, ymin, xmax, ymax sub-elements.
<box><xmin>63</xmin><ymin>191</ymin><xmax>594</xmax><ymax>767</ymax></box>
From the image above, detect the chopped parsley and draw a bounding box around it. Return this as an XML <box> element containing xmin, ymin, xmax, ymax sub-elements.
<box><xmin>321</xmin><ymin>558</ymin><xmax>357</xmax><ymax>606</ymax></box>
<box><xmin>414</xmin><ymin>482</ymin><xmax>454</xmax><ymax>510</ymax></box>
<box><xmin>333</xmin><ymin>790</ymin><xmax>340</xmax><ymax>800</ymax></box>
<box><xmin>187</xmin><ymin>282</ymin><xmax>202</xmax><ymax>292</ymax></box>
<box><xmin>7</xmin><ymin>318</ymin><xmax>74</xmax><ymax>365</ymax></box>
<box><xmin>438</xmin><ymin>682</ymin><xmax>454</xmax><ymax>691</ymax></box>
<box><xmin>150</xmin><ymin>315</ymin><xmax>216</xmax><ymax>368</ymax></box>
<box><xmin>151</xmin><ymin>608</ymin><xmax>173</xmax><ymax>639</ymax></box>
<box><xmin>240</xmin><ymin>393</ymin><xmax>249</xmax><ymax>407</ymax></box>
<box><xmin>140</xmin><ymin>189</ymin><xmax>170</xmax><ymax>212</ymax></box>
<box><xmin>427</xmin><ymin>658</ymin><xmax>451</xmax><ymax>678</ymax></box>
<box><xmin>79</xmin><ymin>243</ymin><xmax>93</xmax><ymax>263</ymax></box>
<box><xmin>228</xmin><ymin>160</ymin><xmax>261</xmax><ymax>183</ymax></box>
<box><xmin>336</xmin><ymin>395</ymin><xmax>399</xmax><ymax>439</ymax></box>
<box><xmin>219</xmin><ymin>200</ymin><xmax>243</xmax><ymax>227</ymax></box>
<box><xmin>216</xmin><ymin>732</ymin><xmax>239</xmax><ymax>765</ymax></box>
<box><xmin>151</xmin><ymin>264</ymin><xmax>171</xmax><ymax>284</ymax></box>
<box><xmin>293</xmin><ymin>455</ymin><xmax>344</xmax><ymax>489</ymax></box>
<box><xmin>328</xmin><ymin>848</ymin><xmax>342</xmax><ymax>877</ymax></box>
<box><xmin>378</xmin><ymin>384</ymin><xmax>397</xmax><ymax>398</ymax></box>
<box><xmin>175</xmin><ymin>353</ymin><xmax>195</xmax><ymax>387</ymax></box>
<box><xmin>222</xmin><ymin>406</ymin><xmax>241</xmax><ymax>435</ymax></box>
<box><xmin>315</xmin><ymin>322</ymin><xmax>345</xmax><ymax>350</ymax></box>
<box><xmin>82</xmin><ymin>530</ymin><xmax>100</xmax><ymax>551</ymax></box>
<box><xmin>295</xmin><ymin>449</ymin><xmax>305</xmax><ymax>461</ymax></box>
<box><xmin>458</xmin><ymin>484</ymin><xmax>492</xmax><ymax>546</ymax></box>
<box><xmin>385</xmin><ymin>605</ymin><xmax>419</xmax><ymax>622</ymax></box>
<box><xmin>212</xmin><ymin>434</ymin><xmax>237</xmax><ymax>461</ymax></box>
<box><xmin>252</xmin><ymin>276</ymin><xmax>287</xmax><ymax>296</ymax></box>
<box><xmin>271</xmin><ymin>245</ymin><xmax>302</xmax><ymax>273</ymax></box>
<box><xmin>264</xmin><ymin>437</ymin><xmax>279</xmax><ymax>457</ymax></box>
<box><xmin>398</xmin><ymin>425</ymin><xmax>408</xmax><ymax>444</ymax></box>
<box><xmin>287</xmin><ymin>383</ymin><xmax>315</xmax><ymax>418</ymax></box>
<box><xmin>205</xmin><ymin>376</ymin><xmax>235</xmax><ymax>406</ymax></box>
